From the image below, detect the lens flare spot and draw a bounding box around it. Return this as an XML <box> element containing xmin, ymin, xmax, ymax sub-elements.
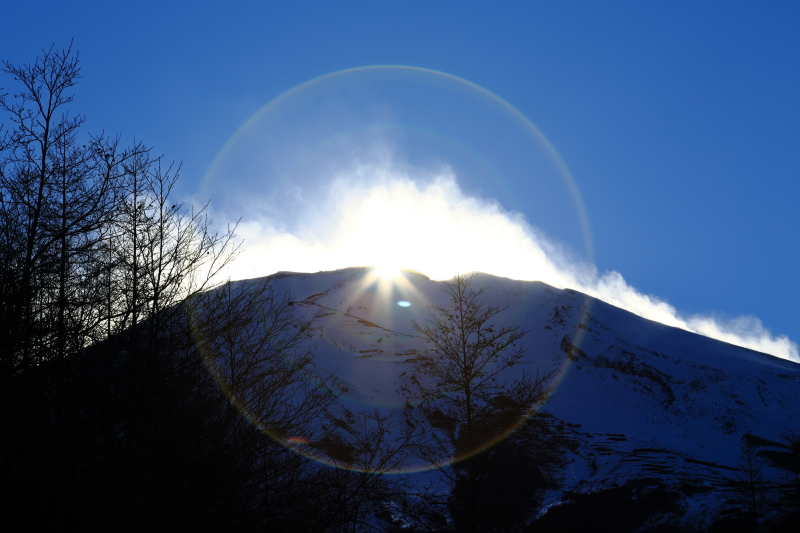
<box><xmin>397</xmin><ymin>300</ymin><xmax>411</xmax><ymax>307</ymax></box>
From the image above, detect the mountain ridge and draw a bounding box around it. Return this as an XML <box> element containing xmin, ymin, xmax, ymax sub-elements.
<box><xmin>215</xmin><ymin>267</ymin><xmax>800</xmax><ymax>527</ymax></box>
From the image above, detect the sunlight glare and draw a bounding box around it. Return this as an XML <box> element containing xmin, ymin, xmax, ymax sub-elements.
<box><xmin>374</xmin><ymin>265</ymin><xmax>402</xmax><ymax>280</ymax></box>
<box><xmin>325</xmin><ymin>171</ymin><xmax>548</xmax><ymax>282</ymax></box>
<box><xmin>223</xmin><ymin>167</ymin><xmax>799</xmax><ymax>362</ymax></box>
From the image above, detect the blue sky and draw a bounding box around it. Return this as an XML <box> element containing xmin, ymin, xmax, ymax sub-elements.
<box><xmin>2</xmin><ymin>1</ymin><xmax>798</xmax><ymax>355</ymax></box>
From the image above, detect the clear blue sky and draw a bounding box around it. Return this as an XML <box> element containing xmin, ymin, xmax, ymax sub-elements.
<box><xmin>2</xmin><ymin>1</ymin><xmax>798</xmax><ymax>347</ymax></box>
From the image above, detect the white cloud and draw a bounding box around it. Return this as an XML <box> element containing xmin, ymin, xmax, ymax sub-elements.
<box><xmin>215</xmin><ymin>161</ymin><xmax>799</xmax><ymax>362</ymax></box>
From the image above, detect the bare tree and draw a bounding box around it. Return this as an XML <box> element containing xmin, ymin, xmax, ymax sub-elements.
<box><xmin>189</xmin><ymin>278</ymin><xmax>332</xmax><ymax>441</ymax></box>
<box><xmin>762</xmin><ymin>434</ymin><xmax>800</xmax><ymax>524</ymax></box>
<box><xmin>405</xmin><ymin>273</ymin><xmax>553</xmax><ymax>532</ymax></box>
<box><xmin>105</xmin><ymin>153</ymin><xmax>239</xmax><ymax>352</ymax></box>
<box><xmin>0</xmin><ymin>43</ymin><xmax>158</xmax><ymax>372</ymax></box>
<box><xmin>0</xmin><ymin>45</ymin><xmax>150</xmax><ymax>497</ymax></box>
<box><xmin>729</xmin><ymin>433</ymin><xmax>800</xmax><ymax>531</ymax></box>
<box><xmin>0</xmin><ymin>44</ymin><xmax>243</xmax><ymax>527</ymax></box>
<box><xmin>716</xmin><ymin>432</ymin><xmax>775</xmax><ymax>533</ymax></box>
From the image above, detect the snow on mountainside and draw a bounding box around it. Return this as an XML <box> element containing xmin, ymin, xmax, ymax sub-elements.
<box><xmin>221</xmin><ymin>267</ymin><xmax>800</xmax><ymax>524</ymax></box>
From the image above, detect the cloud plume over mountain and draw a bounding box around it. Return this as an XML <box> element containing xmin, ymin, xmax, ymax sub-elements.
<box><xmin>217</xmin><ymin>161</ymin><xmax>798</xmax><ymax>362</ymax></box>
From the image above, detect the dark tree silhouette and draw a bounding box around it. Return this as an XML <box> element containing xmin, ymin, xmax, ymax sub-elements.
<box><xmin>0</xmin><ymin>42</ymin><xmax>145</xmax><ymax>374</ymax></box>
<box><xmin>0</xmin><ymin>43</ymin><xmax>248</xmax><ymax>530</ymax></box>
<box><xmin>759</xmin><ymin>434</ymin><xmax>800</xmax><ymax>529</ymax></box>
<box><xmin>404</xmin><ymin>273</ymin><xmax>554</xmax><ymax>532</ymax></box>
<box><xmin>0</xmin><ymin>44</ymin><xmax>429</xmax><ymax>533</ymax></box>
<box><xmin>724</xmin><ymin>433</ymin><xmax>800</xmax><ymax>533</ymax></box>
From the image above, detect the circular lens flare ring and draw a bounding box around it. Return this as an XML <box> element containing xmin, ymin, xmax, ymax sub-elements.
<box><xmin>197</xmin><ymin>66</ymin><xmax>595</xmax><ymax>472</ymax></box>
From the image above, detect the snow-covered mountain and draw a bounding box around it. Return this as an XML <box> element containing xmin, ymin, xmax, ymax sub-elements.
<box><xmin>213</xmin><ymin>267</ymin><xmax>800</xmax><ymax>527</ymax></box>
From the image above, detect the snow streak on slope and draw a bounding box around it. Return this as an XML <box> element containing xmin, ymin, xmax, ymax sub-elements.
<box><xmin>219</xmin><ymin>168</ymin><xmax>797</xmax><ymax>361</ymax></box>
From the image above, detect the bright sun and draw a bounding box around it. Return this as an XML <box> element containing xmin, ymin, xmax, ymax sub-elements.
<box><xmin>227</xmin><ymin>173</ymin><xmax>554</xmax><ymax>283</ymax></box>
<box><xmin>373</xmin><ymin>265</ymin><xmax>403</xmax><ymax>280</ymax></box>
<box><xmin>329</xmin><ymin>177</ymin><xmax>478</xmax><ymax>281</ymax></box>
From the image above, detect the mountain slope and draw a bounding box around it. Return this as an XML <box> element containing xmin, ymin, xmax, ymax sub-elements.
<box><xmin>220</xmin><ymin>267</ymin><xmax>800</xmax><ymax>527</ymax></box>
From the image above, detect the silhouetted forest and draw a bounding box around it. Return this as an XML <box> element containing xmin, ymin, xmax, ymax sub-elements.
<box><xmin>0</xmin><ymin>43</ymin><xmax>406</xmax><ymax>532</ymax></box>
<box><xmin>3</xmin><ymin>44</ymin><xmax>800</xmax><ymax>533</ymax></box>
